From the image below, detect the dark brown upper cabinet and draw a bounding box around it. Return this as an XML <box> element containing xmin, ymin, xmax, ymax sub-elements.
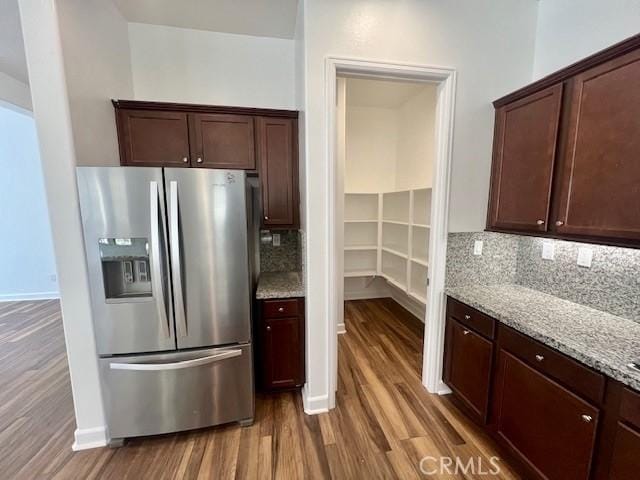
<box><xmin>488</xmin><ymin>34</ymin><xmax>640</xmax><ymax>247</ymax></box>
<box><xmin>553</xmin><ymin>48</ymin><xmax>640</xmax><ymax>241</ymax></box>
<box><xmin>116</xmin><ymin>109</ymin><xmax>191</xmax><ymax>167</ymax></box>
<box><xmin>487</xmin><ymin>84</ymin><xmax>563</xmax><ymax>233</ymax></box>
<box><xmin>257</xmin><ymin>117</ymin><xmax>299</xmax><ymax>229</ymax></box>
<box><xmin>189</xmin><ymin>113</ymin><xmax>255</xmax><ymax>169</ymax></box>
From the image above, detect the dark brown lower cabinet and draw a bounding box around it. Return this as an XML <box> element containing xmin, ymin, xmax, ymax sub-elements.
<box><xmin>257</xmin><ymin>298</ymin><xmax>305</xmax><ymax>391</ymax></box>
<box><xmin>444</xmin><ymin>318</ymin><xmax>493</xmax><ymax>423</ymax></box>
<box><xmin>608</xmin><ymin>422</ymin><xmax>640</xmax><ymax>479</ymax></box>
<box><xmin>444</xmin><ymin>296</ymin><xmax>640</xmax><ymax>480</ymax></box>
<box><xmin>492</xmin><ymin>350</ymin><xmax>599</xmax><ymax>480</ymax></box>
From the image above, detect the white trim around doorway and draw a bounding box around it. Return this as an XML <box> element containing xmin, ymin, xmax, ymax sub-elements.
<box><xmin>325</xmin><ymin>57</ymin><xmax>457</xmax><ymax>408</ymax></box>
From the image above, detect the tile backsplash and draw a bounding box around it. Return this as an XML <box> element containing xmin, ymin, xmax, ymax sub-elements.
<box><xmin>447</xmin><ymin>231</ymin><xmax>640</xmax><ymax>322</ymax></box>
<box><xmin>260</xmin><ymin>230</ymin><xmax>301</xmax><ymax>273</ymax></box>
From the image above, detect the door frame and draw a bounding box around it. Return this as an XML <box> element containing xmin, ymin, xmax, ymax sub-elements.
<box><xmin>326</xmin><ymin>57</ymin><xmax>457</xmax><ymax>406</ymax></box>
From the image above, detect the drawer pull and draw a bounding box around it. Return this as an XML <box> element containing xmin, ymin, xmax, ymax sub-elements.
<box><xmin>196</xmin><ymin>157</ymin><xmax>203</xmax><ymax>163</ymax></box>
<box><xmin>278</xmin><ymin>307</ymin><xmax>285</xmax><ymax>312</ymax></box>
<box><xmin>535</xmin><ymin>354</ymin><xmax>544</xmax><ymax>362</ymax></box>
<box><xmin>464</xmin><ymin>314</ymin><xmax>471</xmax><ymax>320</ymax></box>
<box><xmin>536</xmin><ymin>219</ymin><xmax>545</xmax><ymax>225</ymax></box>
<box><xmin>581</xmin><ymin>414</ymin><xmax>593</xmax><ymax>423</ymax></box>
<box><xmin>182</xmin><ymin>157</ymin><xmax>189</xmax><ymax>163</ymax></box>
<box><xmin>463</xmin><ymin>330</ymin><xmax>470</xmax><ymax>335</ymax></box>
<box><xmin>266</xmin><ymin>326</ymin><xmax>271</xmax><ymax>331</ymax></box>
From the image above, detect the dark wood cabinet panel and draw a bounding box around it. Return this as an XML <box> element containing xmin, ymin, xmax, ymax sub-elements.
<box><xmin>498</xmin><ymin>325</ymin><xmax>605</xmax><ymax>404</ymax></box>
<box><xmin>608</xmin><ymin>422</ymin><xmax>640</xmax><ymax>479</ymax></box>
<box><xmin>444</xmin><ymin>317</ymin><xmax>494</xmax><ymax>423</ymax></box>
<box><xmin>189</xmin><ymin>113</ymin><xmax>255</xmax><ymax>169</ymax></box>
<box><xmin>116</xmin><ymin>109</ymin><xmax>190</xmax><ymax>167</ymax></box>
<box><xmin>257</xmin><ymin>298</ymin><xmax>305</xmax><ymax>391</ymax></box>
<box><xmin>487</xmin><ymin>84</ymin><xmax>563</xmax><ymax>233</ymax></box>
<box><xmin>493</xmin><ymin>350</ymin><xmax>599</xmax><ymax>480</ymax></box>
<box><xmin>257</xmin><ymin>117</ymin><xmax>299</xmax><ymax>229</ymax></box>
<box><xmin>554</xmin><ymin>48</ymin><xmax>640</xmax><ymax>241</ymax></box>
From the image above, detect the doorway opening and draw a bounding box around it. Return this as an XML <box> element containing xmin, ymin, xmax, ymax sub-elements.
<box><xmin>326</xmin><ymin>59</ymin><xmax>456</xmax><ymax>408</ymax></box>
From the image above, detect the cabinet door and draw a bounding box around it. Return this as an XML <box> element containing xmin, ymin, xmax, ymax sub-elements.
<box><xmin>116</xmin><ymin>109</ymin><xmax>191</xmax><ymax>167</ymax></box>
<box><xmin>493</xmin><ymin>350</ymin><xmax>599</xmax><ymax>480</ymax></box>
<box><xmin>261</xmin><ymin>317</ymin><xmax>304</xmax><ymax>390</ymax></box>
<box><xmin>444</xmin><ymin>318</ymin><xmax>494</xmax><ymax>422</ymax></box>
<box><xmin>189</xmin><ymin>114</ymin><xmax>256</xmax><ymax>169</ymax></box>
<box><xmin>608</xmin><ymin>422</ymin><xmax>640</xmax><ymax>479</ymax></box>
<box><xmin>257</xmin><ymin>117</ymin><xmax>299</xmax><ymax>229</ymax></box>
<box><xmin>487</xmin><ymin>84</ymin><xmax>563</xmax><ymax>233</ymax></box>
<box><xmin>554</xmin><ymin>49</ymin><xmax>640</xmax><ymax>241</ymax></box>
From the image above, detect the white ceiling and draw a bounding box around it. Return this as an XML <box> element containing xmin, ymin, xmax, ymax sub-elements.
<box><xmin>113</xmin><ymin>0</ymin><xmax>300</xmax><ymax>39</ymax></box>
<box><xmin>0</xmin><ymin>0</ymin><xmax>28</xmax><ymax>83</ymax></box>
<box><xmin>345</xmin><ymin>77</ymin><xmax>437</xmax><ymax>109</ymax></box>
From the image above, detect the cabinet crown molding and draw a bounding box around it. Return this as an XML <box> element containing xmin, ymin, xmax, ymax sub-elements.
<box><xmin>112</xmin><ymin>99</ymin><xmax>299</xmax><ymax>119</ymax></box>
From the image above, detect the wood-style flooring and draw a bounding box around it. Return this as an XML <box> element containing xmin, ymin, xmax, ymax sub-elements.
<box><xmin>0</xmin><ymin>298</ymin><xmax>519</xmax><ymax>479</ymax></box>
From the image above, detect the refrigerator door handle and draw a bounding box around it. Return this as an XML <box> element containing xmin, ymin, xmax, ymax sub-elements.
<box><xmin>109</xmin><ymin>349</ymin><xmax>242</xmax><ymax>371</ymax></box>
<box><xmin>169</xmin><ymin>180</ymin><xmax>187</xmax><ymax>337</ymax></box>
<box><xmin>149</xmin><ymin>181</ymin><xmax>170</xmax><ymax>338</ymax></box>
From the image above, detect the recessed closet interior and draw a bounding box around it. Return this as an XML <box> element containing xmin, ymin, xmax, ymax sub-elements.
<box><xmin>340</xmin><ymin>76</ymin><xmax>438</xmax><ymax>324</ymax></box>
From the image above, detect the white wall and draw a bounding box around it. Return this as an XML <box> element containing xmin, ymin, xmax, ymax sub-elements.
<box><xmin>0</xmin><ymin>106</ymin><xmax>58</xmax><ymax>300</ymax></box>
<box><xmin>300</xmin><ymin>0</ymin><xmax>538</xmax><ymax>412</ymax></box>
<box><xmin>18</xmin><ymin>0</ymin><xmax>136</xmax><ymax>449</ymax></box>
<box><xmin>533</xmin><ymin>0</ymin><xmax>640</xmax><ymax>78</ymax></box>
<box><xmin>129</xmin><ymin>23</ymin><xmax>296</xmax><ymax>109</ymax></box>
<box><xmin>57</xmin><ymin>0</ymin><xmax>133</xmax><ymax>166</ymax></box>
<box><xmin>395</xmin><ymin>86</ymin><xmax>437</xmax><ymax>190</ymax></box>
<box><xmin>345</xmin><ymin>105</ymin><xmax>398</xmax><ymax>192</ymax></box>
<box><xmin>0</xmin><ymin>71</ymin><xmax>32</xmax><ymax>111</ymax></box>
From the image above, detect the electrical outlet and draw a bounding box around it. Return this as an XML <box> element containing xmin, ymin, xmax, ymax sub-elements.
<box><xmin>541</xmin><ymin>241</ymin><xmax>555</xmax><ymax>261</ymax></box>
<box><xmin>473</xmin><ymin>240</ymin><xmax>483</xmax><ymax>256</ymax></box>
<box><xmin>272</xmin><ymin>233</ymin><xmax>281</xmax><ymax>247</ymax></box>
<box><xmin>577</xmin><ymin>247</ymin><xmax>593</xmax><ymax>267</ymax></box>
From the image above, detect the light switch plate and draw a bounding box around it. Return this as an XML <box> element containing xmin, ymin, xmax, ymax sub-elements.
<box><xmin>473</xmin><ymin>240</ymin><xmax>483</xmax><ymax>256</ymax></box>
<box><xmin>272</xmin><ymin>233</ymin><xmax>281</xmax><ymax>247</ymax></box>
<box><xmin>541</xmin><ymin>241</ymin><xmax>555</xmax><ymax>261</ymax></box>
<box><xmin>577</xmin><ymin>247</ymin><xmax>593</xmax><ymax>267</ymax></box>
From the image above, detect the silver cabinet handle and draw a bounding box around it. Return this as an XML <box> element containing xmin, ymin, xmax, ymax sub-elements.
<box><xmin>109</xmin><ymin>349</ymin><xmax>241</xmax><ymax>371</ymax></box>
<box><xmin>464</xmin><ymin>314</ymin><xmax>471</xmax><ymax>320</ymax></box>
<box><xmin>278</xmin><ymin>307</ymin><xmax>285</xmax><ymax>312</ymax></box>
<box><xmin>264</xmin><ymin>216</ymin><xmax>269</xmax><ymax>220</ymax></box>
<box><xmin>196</xmin><ymin>157</ymin><xmax>203</xmax><ymax>163</ymax></box>
<box><xmin>535</xmin><ymin>354</ymin><xmax>544</xmax><ymax>362</ymax></box>
<box><xmin>463</xmin><ymin>330</ymin><xmax>470</xmax><ymax>335</ymax></box>
<box><xmin>536</xmin><ymin>219</ymin><xmax>545</xmax><ymax>225</ymax></box>
<box><xmin>149</xmin><ymin>181</ymin><xmax>170</xmax><ymax>338</ymax></box>
<box><xmin>266</xmin><ymin>326</ymin><xmax>272</xmax><ymax>331</ymax></box>
<box><xmin>581</xmin><ymin>414</ymin><xmax>593</xmax><ymax>423</ymax></box>
<box><xmin>182</xmin><ymin>157</ymin><xmax>188</xmax><ymax>163</ymax></box>
<box><xmin>169</xmin><ymin>180</ymin><xmax>187</xmax><ymax>337</ymax></box>
<box><xmin>555</xmin><ymin>220</ymin><xmax>564</xmax><ymax>226</ymax></box>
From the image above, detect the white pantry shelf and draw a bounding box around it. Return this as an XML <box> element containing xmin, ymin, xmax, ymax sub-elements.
<box><xmin>344</xmin><ymin>245</ymin><xmax>378</xmax><ymax>251</ymax></box>
<box><xmin>382</xmin><ymin>247</ymin><xmax>408</xmax><ymax>259</ymax></box>
<box><xmin>344</xmin><ymin>270</ymin><xmax>377</xmax><ymax>278</ymax></box>
<box><xmin>411</xmin><ymin>257</ymin><xmax>429</xmax><ymax>267</ymax></box>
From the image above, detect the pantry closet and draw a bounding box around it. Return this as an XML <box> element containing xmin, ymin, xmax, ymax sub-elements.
<box><xmin>340</xmin><ymin>77</ymin><xmax>437</xmax><ymax>325</ymax></box>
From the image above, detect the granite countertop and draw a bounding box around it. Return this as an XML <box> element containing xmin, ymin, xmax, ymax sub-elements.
<box><xmin>445</xmin><ymin>283</ymin><xmax>640</xmax><ymax>391</ymax></box>
<box><xmin>256</xmin><ymin>271</ymin><xmax>305</xmax><ymax>299</ymax></box>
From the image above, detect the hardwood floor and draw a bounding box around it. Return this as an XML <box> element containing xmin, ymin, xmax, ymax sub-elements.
<box><xmin>0</xmin><ymin>298</ymin><xmax>519</xmax><ymax>479</ymax></box>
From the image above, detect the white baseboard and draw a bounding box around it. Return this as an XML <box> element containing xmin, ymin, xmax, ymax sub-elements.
<box><xmin>436</xmin><ymin>381</ymin><xmax>452</xmax><ymax>395</ymax></box>
<box><xmin>0</xmin><ymin>291</ymin><xmax>59</xmax><ymax>302</ymax></box>
<box><xmin>344</xmin><ymin>290</ymin><xmax>389</xmax><ymax>301</ymax></box>
<box><xmin>337</xmin><ymin>322</ymin><xmax>346</xmax><ymax>334</ymax></box>
<box><xmin>388</xmin><ymin>285</ymin><xmax>426</xmax><ymax>322</ymax></box>
<box><xmin>301</xmin><ymin>386</ymin><xmax>330</xmax><ymax>415</ymax></box>
<box><xmin>72</xmin><ymin>426</ymin><xmax>108</xmax><ymax>451</ymax></box>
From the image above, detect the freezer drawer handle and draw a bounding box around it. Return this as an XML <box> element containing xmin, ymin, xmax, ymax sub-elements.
<box><xmin>169</xmin><ymin>180</ymin><xmax>187</xmax><ymax>338</ymax></box>
<box><xmin>150</xmin><ymin>181</ymin><xmax>170</xmax><ymax>338</ymax></box>
<box><xmin>109</xmin><ymin>349</ymin><xmax>242</xmax><ymax>371</ymax></box>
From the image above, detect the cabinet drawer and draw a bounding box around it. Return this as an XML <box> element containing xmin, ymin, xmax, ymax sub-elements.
<box><xmin>447</xmin><ymin>297</ymin><xmax>496</xmax><ymax>339</ymax></box>
<box><xmin>499</xmin><ymin>325</ymin><xmax>605</xmax><ymax>404</ymax></box>
<box><xmin>619</xmin><ymin>387</ymin><xmax>640</xmax><ymax>429</ymax></box>
<box><xmin>262</xmin><ymin>299</ymin><xmax>301</xmax><ymax>318</ymax></box>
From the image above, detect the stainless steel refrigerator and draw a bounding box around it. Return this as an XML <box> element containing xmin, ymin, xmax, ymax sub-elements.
<box><xmin>77</xmin><ymin>167</ymin><xmax>254</xmax><ymax>440</ymax></box>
